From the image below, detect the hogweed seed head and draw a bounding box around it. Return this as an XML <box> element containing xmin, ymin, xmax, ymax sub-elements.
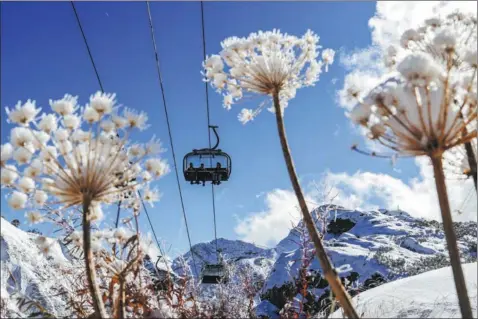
<box><xmin>1</xmin><ymin>92</ymin><xmax>169</xmax><ymax>218</ymax></box>
<box><xmin>350</xmin><ymin>10</ymin><xmax>477</xmax><ymax>160</ymax></box>
<box><xmin>202</xmin><ymin>29</ymin><xmax>335</xmax><ymax>124</ymax></box>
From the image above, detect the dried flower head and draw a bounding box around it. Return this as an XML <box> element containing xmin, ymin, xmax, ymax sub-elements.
<box><xmin>202</xmin><ymin>29</ymin><xmax>334</xmax><ymax>124</ymax></box>
<box><xmin>1</xmin><ymin>92</ymin><xmax>170</xmax><ymax>220</ymax></box>
<box><xmin>384</xmin><ymin>11</ymin><xmax>477</xmax><ymax>73</ymax></box>
<box><xmin>350</xmin><ymin>11</ymin><xmax>477</xmax><ymax>158</ymax></box>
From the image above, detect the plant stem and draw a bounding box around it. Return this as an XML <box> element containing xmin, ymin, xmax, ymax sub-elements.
<box><xmin>82</xmin><ymin>197</ymin><xmax>108</xmax><ymax>318</ymax></box>
<box><xmin>113</xmin><ymin>200</ymin><xmax>122</xmax><ymax>257</ymax></box>
<box><xmin>118</xmin><ymin>278</ymin><xmax>126</xmax><ymax>319</ymax></box>
<box><xmin>272</xmin><ymin>93</ymin><xmax>358</xmax><ymax>319</ymax></box>
<box><xmin>430</xmin><ymin>154</ymin><xmax>473</xmax><ymax>319</ymax></box>
<box><xmin>458</xmin><ymin>111</ymin><xmax>477</xmax><ymax>190</ymax></box>
<box><xmin>463</xmin><ymin>141</ymin><xmax>477</xmax><ymax>190</ymax></box>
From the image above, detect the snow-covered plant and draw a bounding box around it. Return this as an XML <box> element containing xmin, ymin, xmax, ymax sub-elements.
<box><xmin>1</xmin><ymin>91</ymin><xmax>170</xmax><ymax>318</ymax></box>
<box><xmin>202</xmin><ymin>29</ymin><xmax>334</xmax><ymax>124</ymax></box>
<box><xmin>97</xmin><ymin>229</ymin><xmax>147</xmax><ymax>318</ymax></box>
<box><xmin>280</xmin><ymin>221</ymin><xmax>316</xmax><ymax>319</ymax></box>
<box><xmin>202</xmin><ymin>30</ymin><xmax>358</xmax><ymax>318</ymax></box>
<box><xmin>382</xmin><ymin>11</ymin><xmax>478</xmax><ymax>188</ymax></box>
<box><xmin>191</xmin><ymin>262</ymin><xmax>261</xmax><ymax>318</ymax></box>
<box><xmin>54</xmin><ymin>217</ymin><xmax>172</xmax><ymax>318</ymax></box>
<box><xmin>347</xmin><ymin>11</ymin><xmax>476</xmax><ymax>319</ymax></box>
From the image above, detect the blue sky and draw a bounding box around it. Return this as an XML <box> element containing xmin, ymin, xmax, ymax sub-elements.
<box><xmin>1</xmin><ymin>1</ymin><xmax>431</xmax><ymax>257</ymax></box>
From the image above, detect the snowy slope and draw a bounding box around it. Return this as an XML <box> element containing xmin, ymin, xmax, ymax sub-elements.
<box><xmin>329</xmin><ymin>263</ymin><xmax>478</xmax><ymax>318</ymax></box>
<box><xmin>0</xmin><ymin>216</ymin><xmax>77</xmax><ymax>318</ymax></box>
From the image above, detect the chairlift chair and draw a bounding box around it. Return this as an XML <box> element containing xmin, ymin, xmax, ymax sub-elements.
<box><xmin>183</xmin><ymin>126</ymin><xmax>231</xmax><ymax>186</ymax></box>
<box><xmin>200</xmin><ymin>248</ymin><xmax>228</xmax><ymax>284</ymax></box>
<box><xmin>201</xmin><ymin>263</ymin><xmax>228</xmax><ymax>284</ymax></box>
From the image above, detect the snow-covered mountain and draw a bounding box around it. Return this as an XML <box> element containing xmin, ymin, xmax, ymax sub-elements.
<box><xmin>1</xmin><ymin>205</ymin><xmax>477</xmax><ymax>318</ymax></box>
<box><xmin>174</xmin><ymin>206</ymin><xmax>477</xmax><ymax>317</ymax></box>
<box><xmin>0</xmin><ymin>216</ymin><xmax>78</xmax><ymax>318</ymax></box>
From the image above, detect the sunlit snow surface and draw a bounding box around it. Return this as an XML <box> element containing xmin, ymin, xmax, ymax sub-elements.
<box><xmin>329</xmin><ymin>263</ymin><xmax>478</xmax><ymax>318</ymax></box>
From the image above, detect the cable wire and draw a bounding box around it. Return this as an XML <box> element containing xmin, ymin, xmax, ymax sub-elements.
<box><xmin>200</xmin><ymin>1</ymin><xmax>219</xmax><ymax>262</ymax></box>
<box><xmin>138</xmin><ymin>191</ymin><xmax>165</xmax><ymax>257</ymax></box>
<box><xmin>145</xmin><ymin>1</ymin><xmax>199</xmax><ymax>276</ymax></box>
<box><xmin>71</xmin><ymin>0</ymin><xmax>169</xmax><ymax>270</ymax></box>
<box><xmin>456</xmin><ymin>183</ymin><xmax>474</xmax><ymax>214</ymax></box>
<box><xmin>71</xmin><ymin>1</ymin><xmax>104</xmax><ymax>93</ymax></box>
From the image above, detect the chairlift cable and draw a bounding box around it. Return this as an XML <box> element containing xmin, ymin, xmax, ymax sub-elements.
<box><xmin>457</xmin><ymin>183</ymin><xmax>474</xmax><ymax>214</ymax></box>
<box><xmin>70</xmin><ymin>2</ymin><xmax>105</xmax><ymax>93</ymax></box>
<box><xmin>138</xmin><ymin>190</ymin><xmax>167</xmax><ymax>261</ymax></box>
<box><xmin>200</xmin><ymin>1</ymin><xmax>220</xmax><ymax>263</ymax></box>
<box><xmin>71</xmin><ymin>1</ymin><xmax>169</xmax><ymax>271</ymax></box>
<box><xmin>145</xmin><ymin>1</ymin><xmax>199</xmax><ymax>276</ymax></box>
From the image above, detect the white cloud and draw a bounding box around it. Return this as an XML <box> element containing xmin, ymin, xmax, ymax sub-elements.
<box><xmin>325</xmin><ymin>157</ymin><xmax>477</xmax><ymax>222</ymax></box>
<box><xmin>339</xmin><ymin>46</ymin><xmax>383</xmax><ymax>73</ymax></box>
<box><xmin>234</xmin><ymin>189</ymin><xmax>316</xmax><ymax>247</ymax></box>
<box><xmin>234</xmin><ymin>158</ymin><xmax>476</xmax><ymax>247</ymax></box>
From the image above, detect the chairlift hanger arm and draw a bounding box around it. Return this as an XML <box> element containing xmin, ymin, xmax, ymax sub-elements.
<box><xmin>195</xmin><ymin>125</ymin><xmax>220</xmax><ymax>152</ymax></box>
<box><xmin>209</xmin><ymin>125</ymin><xmax>220</xmax><ymax>150</ymax></box>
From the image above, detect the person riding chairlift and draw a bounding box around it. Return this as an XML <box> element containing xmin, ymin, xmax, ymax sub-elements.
<box><xmin>190</xmin><ymin>163</ymin><xmax>206</xmax><ymax>186</ymax></box>
<box><xmin>212</xmin><ymin>162</ymin><xmax>222</xmax><ymax>185</ymax></box>
<box><xmin>189</xmin><ymin>163</ymin><xmax>203</xmax><ymax>185</ymax></box>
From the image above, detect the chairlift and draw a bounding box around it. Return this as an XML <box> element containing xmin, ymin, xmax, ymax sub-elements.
<box><xmin>201</xmin><ymin>263</ymin><xmax>228</xmax><ymax>284</ymax></box>
<box><xmin>183</xmin><ymin>126</ymin><xmax>231</xmax><ymax>186</ymax></box>
<box><xmin>200</xmin><ymin>249</ymin><xmax>228</xmax><ymax>284</ymax></box>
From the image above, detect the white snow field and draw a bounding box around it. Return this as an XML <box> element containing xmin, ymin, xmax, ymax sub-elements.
<box><xmin>330</xmin><ymin>263</ymin><xmax>478</xmax><ymax>318</ymax></box>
